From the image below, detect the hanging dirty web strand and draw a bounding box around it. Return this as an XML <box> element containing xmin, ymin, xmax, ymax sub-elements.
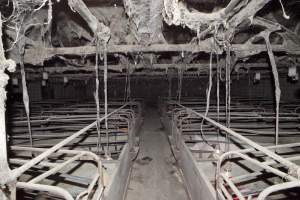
<box><xmin>177</xmin><ymin>68</ymin><xmax>183</xmax><ymax>103</ymax></box>
<box><xmin>225</xmin><ymin>46</ymin><xmax>231</xmax><ymax>153</ymax></box>
<box><xmin>278</xmin><ymin>0</ymin><xmax>290</xmax><ymax>19</ymax></box>
<box><xmin>168</xmin><ymin>74</ymin><xmax>172</xmax><ymax>101</ymax></box>
<box><xmin>16</xmin><ymin>23</ymin><xmax>34</xmax><ymax>148</ymax></box>
<box><xmin>8</xmin><ymin>0</ymin><xmax>54</xmax><ymax>151</ymax></box>
<box><xmin>216</xmin><ymin>48</ymin><xmax>221</xmax><ymax>150</ymax></box>
<box><xmin>199</xmin><ymin>50</ymin><xmax>214</xmax><ymax>147</ymax></box>
<box><xmin>263</xmin><ymin>33</ymin><xmax>281</xmax><ymax>146</ymax></box>
<box><xmin>5</xmin><ymin>0</ymin><xmax>53</xmax><ymax>51</ymax></box>
<box><xmin>124</xmin><ymin>63</ymin><xmax>129</xmax><ymax>103</ymax></box>
<box><xmin>124</xmin><ymin>62</ymin><xmax>131</xmax><ymax>103</ymax></box>
<box><xmin>212</xmin><ymin>26</ymin><xmax>222</xmax><ymax>150</ymax></box>
<box><xmin>19</xmin><ymin>51</ymin><xmax>33</xmax><ymax>148</ymax></box>
<box><xmin>95</xmin><ymin>39</ymin><xmax>102</xmax><ymax>154</ymax></box>
<box><xmin>103</xmin><ymin>44</ymin><xmax>110</xmax><ymax>158</ymax></box>
<box><xmin>127</xmin><ymin>68</ymin><xmax>131</xmax><ymax>102</ymax></box>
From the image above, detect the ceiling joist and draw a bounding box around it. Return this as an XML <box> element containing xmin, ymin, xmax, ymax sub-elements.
<box><xmin>23</xmin><ymin>43</ymin><xmax>300</xmax><ymax>65</ymax></box>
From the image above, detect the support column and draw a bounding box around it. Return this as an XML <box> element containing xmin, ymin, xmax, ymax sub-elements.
<box><xmin>0</xmin><ymin>14</ymin><xmax>17</xmax><ymax>199</ymax></box>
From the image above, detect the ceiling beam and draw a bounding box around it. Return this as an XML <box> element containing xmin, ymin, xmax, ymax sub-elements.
<box><xmin>17</xmin><ymin>62</ymin><xmax>290</xmax><ymax>75</ymax></box>
<box><xmin>24</xmin><ymin>43</ymin><xmax>300</xmax><ymax>65</ymax></box>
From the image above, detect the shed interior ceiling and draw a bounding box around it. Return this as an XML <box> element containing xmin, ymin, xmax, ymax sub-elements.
<box><xmin>0</xmin><ymin>0</ymin><xmax>300</xmax><ymax>200</ymax></box>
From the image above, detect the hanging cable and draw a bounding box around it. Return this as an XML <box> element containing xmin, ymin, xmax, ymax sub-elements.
<box><xmin>263</xmin><ymin>33</ymin><xmax>281</xmax><ymax>146</ymax></box>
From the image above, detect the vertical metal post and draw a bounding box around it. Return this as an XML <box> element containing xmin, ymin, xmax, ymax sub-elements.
<box><xmin>0</xmin><ymin>14</ymin><xmax>16</xmax><ymax>200</ymax></box>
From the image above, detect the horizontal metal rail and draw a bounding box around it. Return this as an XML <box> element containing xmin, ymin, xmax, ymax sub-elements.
<box><xmin>10</xmin><ymin>103</ymin><xmax>129</xmax><ymax>180</ymax></box>
<box><xmin>172</xmin><ymin>101</ymin><xmax>300</xmax><ymax>177</ymax></box>
<box><xmin>165</xmin><ymin>100</ymin><xmax>300</xmax><ymax>199</ymax></box>
<box><xmin>17</xmin><ymin>182</ymin><xmax>74</xmax><ymax>200</ymax></box>
<box><xmin>257</xmin><ymin>181</ymin><xmax>300</xmax><ymax>200</ymax></box>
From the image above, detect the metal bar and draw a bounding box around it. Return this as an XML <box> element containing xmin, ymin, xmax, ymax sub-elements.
<box><xmin>16</xmin><ymin>182</ymin><xmax>74</xmax><ymax>200</ymax></box>
<box><xmin>11</xmin><ymin>103</ymin><xmax>129</xmax><ymax>181</ymax></box>
<box><xmin>221</xmin><ymin>173</ymin><xmax>245</xmax><ymax>200</ymax></box>
<box><xmin>28</xmin><ymin>152</ymin><xmax>85</xmax><ymax>184</ymax></box>
<box><xmin>217</xmin><ymin>151</ymin><xmax>297</xmax><ymax>183</ymax></box>
<box><xmin>231</xmin><ymin>154</ymin><xmax>300</xmax><ymax>182</ymax></box>
<box><xmin>173</xmin><ymin>102</ymin><xmax>300</xmax><ymax>177</ymax></box>
<box><xmin>257</xmin><ymin>181</ymin><xmax>300</xmax><ymax>200</ymax></box>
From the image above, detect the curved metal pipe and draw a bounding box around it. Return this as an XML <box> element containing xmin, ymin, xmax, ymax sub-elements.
<box><xmin>257</xmin><ymin>181</ymin><xmax>300</xmax><ymax>200</ymax></box>
<box><xmin>17</xmin><ymin>182</ymin><xmax>74</xmax><ymax>200</ymax></box>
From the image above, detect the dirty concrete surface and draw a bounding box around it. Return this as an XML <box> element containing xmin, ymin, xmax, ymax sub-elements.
<box><xmin>125</xmin><ymin>108</ymin><xmax>189</xmax><ymax>200</ymax></box>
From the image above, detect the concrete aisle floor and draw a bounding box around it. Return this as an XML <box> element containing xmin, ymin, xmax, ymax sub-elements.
<box><xmin>125</xmin><ymin>108</ymin><xmax>189</xmax><ymax>200</ymax></box>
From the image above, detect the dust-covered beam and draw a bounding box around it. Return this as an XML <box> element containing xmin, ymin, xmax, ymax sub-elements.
<box><xmin>24</xmin><ymin>43</ymin><xmax>300</xmax><ymax>65</ymax></box>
